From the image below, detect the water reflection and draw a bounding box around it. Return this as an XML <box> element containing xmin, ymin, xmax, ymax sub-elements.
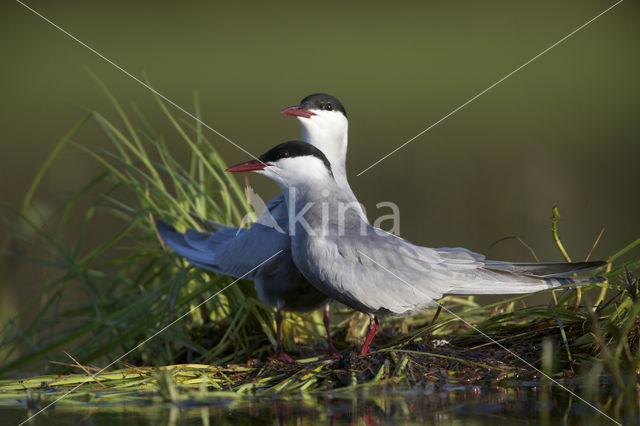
<box><xmin>2</xmin><ymin>383</ymin><xmax>635</xmax><ymax>425</ymax></box>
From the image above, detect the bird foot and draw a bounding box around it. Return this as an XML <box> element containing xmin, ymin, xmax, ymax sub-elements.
<box><xmin>358</xmin><ymin>315</ymin><xmax>379</xmax><ymax>356</ymax></box>
<box><xmin>270</xmin><ymin>350</ymin><xmax>297</xmax><ymax>363</ymax></box>
<box><xmin>357</xmin><ymin>346</ymin><xmax>372</xmax><ymax>356</ymax></box>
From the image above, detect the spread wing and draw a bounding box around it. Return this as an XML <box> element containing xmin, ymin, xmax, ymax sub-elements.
<box><xmin>157</xmin><ymin>195</ymin><xmax>290</xmax><ymax>280</ymax></box>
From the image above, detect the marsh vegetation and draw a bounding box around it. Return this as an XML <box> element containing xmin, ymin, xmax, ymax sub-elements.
<box><xmin>1</xmin><ymin>88</ymin><xmax>638</xmax><ymax>425</ymax></box>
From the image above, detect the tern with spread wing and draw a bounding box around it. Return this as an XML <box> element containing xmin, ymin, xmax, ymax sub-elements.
<box><xmin>226</xmin><ymin>141</ymin><xmax>606</xmax><ymax>355</ymax></box>
<box><xmin>157</xmin><ymin>94</ymin><xmax>362</xmax><ymax>361</ymax></box>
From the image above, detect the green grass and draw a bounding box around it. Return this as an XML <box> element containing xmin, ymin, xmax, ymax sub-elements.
<box><xmin>0</xmin><ymin>81</ymin><xmax>639</xmax><ymax>422</ymax></box>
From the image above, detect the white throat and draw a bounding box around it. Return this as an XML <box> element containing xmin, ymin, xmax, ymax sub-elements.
<box><xmin>297</xmin><ymin>112</ymin><xmax>368</xmax><ymax>223</ymax></box>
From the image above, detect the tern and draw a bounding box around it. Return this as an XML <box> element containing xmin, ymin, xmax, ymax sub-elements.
<box><xmin>157</xmin><ymin>94</ymin><xmax>360</xmax><ymax>361</ymax></box>
<box><xmin>226</xmin><ymin>140</ymin><xmax>607</xmax><ymax>355</ymax></box>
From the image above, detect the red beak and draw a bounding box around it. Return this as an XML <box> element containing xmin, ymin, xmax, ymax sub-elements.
<box><xmin>226</xmin><ymin>159</ymin><xmax>268</xmax><ymax>173</ymax></box>
<box><xmin>280</xmin><ymin>105</ymin><xmax>316</xmax><ymax>119</ymax></box>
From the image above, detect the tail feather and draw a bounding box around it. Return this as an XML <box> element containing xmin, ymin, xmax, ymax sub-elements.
<box><xmin>543</xmin><ymin>275</ymin><xmax>606</xmax><ymax>286</ymax></box>
<box><xmin>156</xmin><ymin>221</ymin><xmax>228</xmax><ymax>272</ymax></box>
<box><xmin>447</xmin><ymin>261</ymin><xmax>607</xmax><ymax>296</ymax></box>
<box><xmin>484</xmin><ymin>260</ymin><xmax>606</xmax><ymax>277</ymax></box>
<box><xmin>155</xmin><ymin>220</ymin><xmax>282</xmax><ymax>280</ymax></box>
<box><xmin>156</xmin><ymin>221</ymin><xmax>210</xmax><ymax>264</ymax></box>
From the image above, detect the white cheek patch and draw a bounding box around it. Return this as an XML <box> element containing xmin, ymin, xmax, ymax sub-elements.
<box><xmin>277</xmin><ymin>157</ymin><xmax>331</xmax><ymax>182</ymax></box>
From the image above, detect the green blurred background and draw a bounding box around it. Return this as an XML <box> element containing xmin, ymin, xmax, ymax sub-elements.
<box><xmin>1</xmin><ymin>1</ymin><xmax>639</xmax><ymax>319</ymax></box>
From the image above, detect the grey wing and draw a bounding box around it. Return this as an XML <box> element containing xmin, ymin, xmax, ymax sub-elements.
<box><xmin>297</xmin><ymin>230</ymin><xmax>449</xmax><ymax>314</ymax></box>
<box><xmin>300</xmin><ymin>226</ymin><xmax>600</xmax><ymax>315</ymax></box>
<box><xmin>158</xmin><ymin>196</ymin><xmax>329</xmax><ymax>311</ymax></box>
<box><xmin>157</xmin><ymin>195</ymin><xmax>290</xmax><ymax>280</ymax></box>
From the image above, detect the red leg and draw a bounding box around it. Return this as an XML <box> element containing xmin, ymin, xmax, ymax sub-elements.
<box><xmin>323</xmin><ymin>303</ymin><xmax>341</xmax><ymax>359</ymax></box>
<box><xmin>270</xmin><ymin>309</ymin><xmax>296</xmax><ymax>363</ymax></box>
<box><xmin>358</xmin><ymin>314</ymin><xmax>379</xmax><ymax>356</ymax></box>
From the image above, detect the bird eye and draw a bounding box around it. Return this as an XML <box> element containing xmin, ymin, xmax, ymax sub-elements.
<box><xmin>279</xmin><ymin>150</ymin><xmax>289</xmax><ymax>158</ymax></box>
<box><xmin>325</xmin><ymin>103</ymin><xmax>333</xmax><ymax>111</ymax></box>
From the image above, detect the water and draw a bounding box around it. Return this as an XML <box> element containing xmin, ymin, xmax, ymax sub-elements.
<box><xmin>1</xmin><ymin>383</ymin><xmax>633</xmax><ymax>425</ymax></box>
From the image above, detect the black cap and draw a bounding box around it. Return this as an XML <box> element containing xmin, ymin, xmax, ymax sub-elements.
<box><xmin>259</xmin><ymin>141</ymin><xmax>333</xmax><ymax>175</ymax></box>
<box><xmin>300</xmin><ymin>93</ymin><xmax>347</xmax><ymax>117</ymax></box>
